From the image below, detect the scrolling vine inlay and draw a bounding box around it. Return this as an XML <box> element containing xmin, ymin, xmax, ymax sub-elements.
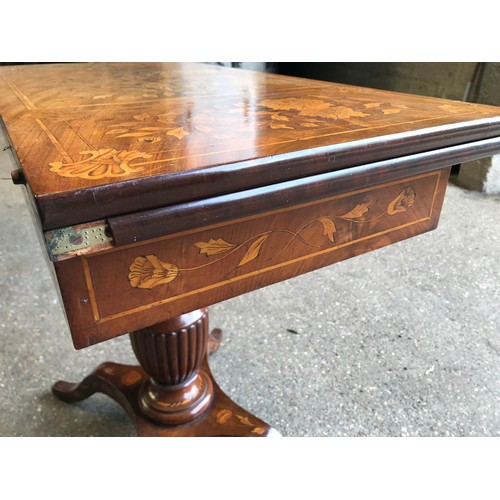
<box><xmin>128</xmin><ymin>186</ymin><xmax>416</xmax><ymax>290</ymax></box>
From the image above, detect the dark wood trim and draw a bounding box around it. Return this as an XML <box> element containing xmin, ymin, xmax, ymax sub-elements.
<box><xmin>37</xmin><ymin>117</ymin><xmax>500</xmax><ymax>230</ymax></box>
<box><xmin>108</xmin><ymin>136</ymin><xmax>500</xmax><ymax>246</ymax></box>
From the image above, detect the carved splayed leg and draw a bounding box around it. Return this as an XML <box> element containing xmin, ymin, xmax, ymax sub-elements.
<box><xmin>52</xmin><ymin>308</ymin><xmax>279</xmax><ymax>437</ymax></box>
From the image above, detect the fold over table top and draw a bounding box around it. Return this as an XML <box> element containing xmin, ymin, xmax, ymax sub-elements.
<box><xmin>1</xmin><ymin>62</ymin><xmax>500</xmax><ymax>232</ymax></box>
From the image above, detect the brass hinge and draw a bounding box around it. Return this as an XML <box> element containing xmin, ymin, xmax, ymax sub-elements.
<box><xmin>45</xmin><ymin>220</ymin><xmax>114</xmax><ymax>261</ymax></box>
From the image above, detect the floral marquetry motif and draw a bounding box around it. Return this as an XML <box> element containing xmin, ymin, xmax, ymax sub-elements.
<box><xmin>387</xmin><ymin>186</ymin><xmax>416</xmax><ymax>215</ymax></box>
<box><xmin>128</xmin><ymin>255</ymin><xmax>179</xmax><ymax>289</ymax></box>
<box><xmin>49</xmin><ymin>149</ymin><xmax>152</xmax><ymax>179</ymax></box>
<box><xmin>127</xmin><ymin>186</ymin><xmax>419</xmax><ymax>290</ymax></box>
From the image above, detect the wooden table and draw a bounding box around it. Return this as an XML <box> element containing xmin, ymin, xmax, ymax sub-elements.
<box><xmin>2</xmin><ymin>62</ymin><xmax>500</xmax><ymax>436</ymax></box>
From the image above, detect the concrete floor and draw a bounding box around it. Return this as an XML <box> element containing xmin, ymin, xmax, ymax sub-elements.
<box><xmin>0</xmin><ymin>143</ymin><xmax>499</xmax><ymax>437</ymax></box>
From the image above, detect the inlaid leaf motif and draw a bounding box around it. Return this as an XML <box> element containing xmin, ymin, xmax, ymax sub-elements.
<box><xmin>339</xmin><ymin>202</ymin><xmax>371</xmax><ymax>220</ymax></box>
<box><xmin>387</xmin><ymin>186</ymin><xmax>416</xmax><ymax>215</ymax></box>
<box><xmin>195</xmin><ymin>238</ymin><xmax>237</xmax><ymax>256</ymax></box>
<box><xmin>128</xmin><ymin>255</ymin><xmax>179</xmax><ymax>289</ymax></box>
<box><xmin>236</xmin><ymin>415</ymin><xmax>253</xmax><ymax>426</ymax></box>
<box><xmin>166</xmin><ymin>127</ymin><xmax>189</xmax><ymax>140</ymax></box>
<box><xmin>216</xmin><ymin>409</ymin><xmax>233</xmax><ymax>424</ymax></box>
<box><xmin>251</xmin><ymin>427</ymin><xmax>266</xmax><ymax>435</ymax></box>
<box><xmin>317</xmin><ymin>217</ymin><xmax>337</xmax><ymax>243</ymax></box>
<box><xmin>238</xmin><ymin>234</ymin><xmax>270</xmax><ymax>267</ymax></box>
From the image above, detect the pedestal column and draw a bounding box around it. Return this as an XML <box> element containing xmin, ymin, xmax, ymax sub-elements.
<box><xmin>130</xmin><ymin>308</ymin><xmax>213</xmax><ymax>425</ymax></box>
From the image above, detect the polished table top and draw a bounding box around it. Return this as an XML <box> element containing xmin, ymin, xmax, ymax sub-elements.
<box><xmin>1</xmin><ymin>62</ymin><xmax>500</xmax><ymax>230</ymax></box>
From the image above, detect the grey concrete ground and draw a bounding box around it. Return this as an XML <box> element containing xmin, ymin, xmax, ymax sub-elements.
<box><xmin>0</xmin><ymin>144</ymin><xmax>499</xmax><ymax>436</ymax></box>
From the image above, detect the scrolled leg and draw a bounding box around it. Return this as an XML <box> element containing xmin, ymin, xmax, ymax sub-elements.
<box><xmin>52</xmin><ymin>308</ymin><xmax>280</xmax><ymax>437</ymax></box>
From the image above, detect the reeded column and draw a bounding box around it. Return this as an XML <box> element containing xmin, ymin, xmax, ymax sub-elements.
<box><xmin>129</xmin><ymin>308</ymin><xmax>214</xmax><ymax>425</ymax></box>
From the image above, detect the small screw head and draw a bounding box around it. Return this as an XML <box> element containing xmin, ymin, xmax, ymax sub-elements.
<box><xmin>69</xmin><ymin>234</ymin><xmax>83</xmax><ymax>246</ymax></box>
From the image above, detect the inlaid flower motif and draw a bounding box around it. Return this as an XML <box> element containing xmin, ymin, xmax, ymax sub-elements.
<box><xmin>128</xmin><ymin>255</ymin><xmax>179</xmax><ymax>289</ymax></box>
<box><xmin>387</xmin><ymin>186</ymin><xmax>416</xmax><ymax>215</ymax></box>
<box><xmin>49</xmin><ymin>149</ymin><xmax>152</xmax><ymax>179</ymax></box>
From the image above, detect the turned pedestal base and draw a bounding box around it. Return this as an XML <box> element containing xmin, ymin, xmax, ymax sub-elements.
<box><xmin>52</xmin><ymin>309</ymin><xmax>279</xmax><ymax>437</ymax></box>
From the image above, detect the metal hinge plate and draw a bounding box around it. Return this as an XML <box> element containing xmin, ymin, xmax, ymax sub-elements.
<box><xmin>45</xmin><ymin>220</ymin><xmax>114</xmax><ymax>261</ymax></box>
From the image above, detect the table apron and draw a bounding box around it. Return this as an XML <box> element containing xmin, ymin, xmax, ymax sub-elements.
<box><xmin>54</xmin><ymin>167</ymin><xmax>451</xmax><ymax>348</ymax></box>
